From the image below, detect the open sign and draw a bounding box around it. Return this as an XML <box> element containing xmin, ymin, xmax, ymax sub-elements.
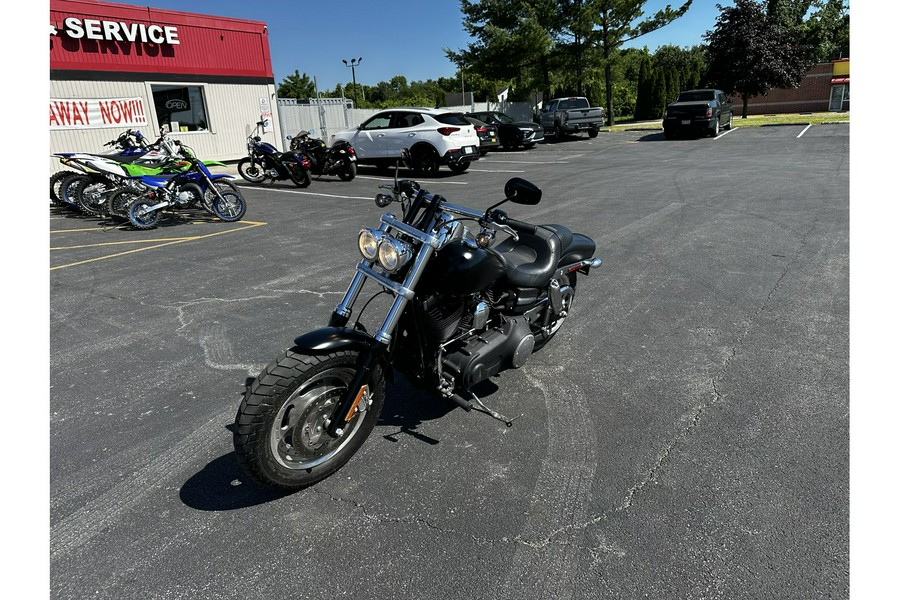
<box><xmin>165</xmin><ymin>99</ymin><xmax>188</xmax><ymax>110</ymax></box>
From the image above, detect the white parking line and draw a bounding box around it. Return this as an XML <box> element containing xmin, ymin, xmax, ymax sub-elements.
<box><xmin>469</xmin><ymin>169</ymin><xmax>526</xmax><ymax>173</ymax></box>
<box><xmin>355</xmin><ymin>175</ymin><xmax>469</xmax><ymax>185</ymax></box>
<box><xmin>713</xmin><ymin>127</ymin><xmax>738</xmax><ymax>140</ymax></box>
<box><xmin>248</xmin><ymin>187</ymin><xmax>373</xmax><ymax>200</ymax></box>
<box><xmin>797</xmin><ymin>124</ymin><xmax>812</xmax><ymax>138</ymax></box>
<box><xmin>483</xmin><ymin>160</ymin><xmax>569</xmax><ymax>164</ymax></box>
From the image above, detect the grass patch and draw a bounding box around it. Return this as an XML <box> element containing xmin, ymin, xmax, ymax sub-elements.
<box><xmin>604</xmin><ymin>112</ymin><xmax>849</xmax><ymax>132</ymax></box>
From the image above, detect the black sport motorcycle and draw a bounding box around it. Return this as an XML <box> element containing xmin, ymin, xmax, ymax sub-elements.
<box><xmin>289</xmin><ymin>130</ymin><xmax>358</xmax><ymax>181</ymax></box>
<box><xmin>238</xmin><ymin>120</ymin><xmax>314</xmax><ymax>187</ymax></box>
<box><xmin>233</xmin><ymin>153</ymin><xmax>601</xmax><ymax>491</ymax></box>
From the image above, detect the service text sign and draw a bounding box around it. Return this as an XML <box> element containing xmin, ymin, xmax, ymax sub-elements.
<box><xmin>50</xmin><ymin>97</ymin><xmax>149</xmax><ymax>129</ymax></box>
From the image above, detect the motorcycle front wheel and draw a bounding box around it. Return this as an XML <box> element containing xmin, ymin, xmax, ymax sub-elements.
<box><xmin>233</xmin><ymin>349</ymin><xmax>385</xmax><ymax>491</ymax></box>
<box><xmin>237</xmin><ymin>158</ymin><xmax>267</xmax><ymax>183</ymax></box>
<box><xmin>213</xmin><ymin>190</ymin><xmax>247</xmax><ymax>222</ymax></box>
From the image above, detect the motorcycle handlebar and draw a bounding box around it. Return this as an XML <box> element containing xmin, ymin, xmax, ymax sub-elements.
<box><xmin>504</xmin><ymin>217</ymin><xmax>537</xmax><ymax>235</ymax></box>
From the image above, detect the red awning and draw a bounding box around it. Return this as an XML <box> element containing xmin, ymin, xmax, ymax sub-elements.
<box><xmin>832</xmin><ymin>77</ymin><xmax>849</xmax><ymax>85</ymax></box>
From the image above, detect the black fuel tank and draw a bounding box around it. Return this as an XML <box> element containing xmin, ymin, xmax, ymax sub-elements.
<box><xmin>417</xmin><ymin>239</ymin><xmax>507</xmax><ymax>296</ymax></box>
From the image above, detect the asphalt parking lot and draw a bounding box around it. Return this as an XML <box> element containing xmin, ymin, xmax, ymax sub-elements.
<box><xmin>49</xmin><ymin>124</ymin><xmax>849</xmax><ymax>599</ymax></box>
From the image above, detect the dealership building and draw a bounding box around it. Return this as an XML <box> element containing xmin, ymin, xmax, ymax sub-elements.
<box><xmin>50</xmin><ymin>0</ymin><xmax>282</xmax><ymax>172</ymax></box>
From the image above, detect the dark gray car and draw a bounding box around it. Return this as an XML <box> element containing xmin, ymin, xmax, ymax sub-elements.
<box><xmin>465</xmin><ymin>111</ymin><xmax>544</xmax><ymax>150</ymax></box>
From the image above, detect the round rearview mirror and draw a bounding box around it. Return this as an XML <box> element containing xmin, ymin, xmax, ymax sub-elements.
<box><xmin>375</xmin><ymin>193</ymin><xmax>393</xmax><ymax>208</ymax></box>
<box><xmin>504</xmin><ymin>177</ymin><xmax>542</xmax><ymax>205</ymax></box>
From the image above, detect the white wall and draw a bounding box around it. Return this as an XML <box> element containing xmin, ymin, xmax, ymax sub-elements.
<box><xmin>50</xmin><ymin>79</ymin><xmax>282</xmax><ymax>173</ymax></box>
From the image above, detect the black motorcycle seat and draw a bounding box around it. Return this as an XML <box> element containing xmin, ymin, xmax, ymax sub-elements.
<box><xmin>542</xmin><ymin>224</ymin><xmax>596</xmax><ymax>263</ymax></box>
<box><xmin>493</xmin><ymin>226</ymin><xmax>562</xmax><ymax>288</ymax></box>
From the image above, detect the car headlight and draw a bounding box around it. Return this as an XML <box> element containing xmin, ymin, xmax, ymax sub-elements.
<box><xmin>377</xmin><ymin>236</ymin><xmax>412</xmax><ymax>272</ymax></box>
<box><xmin>358</xmin><ymin>228</ymin><xmax>384</xmax><ymax>261</ymax></box>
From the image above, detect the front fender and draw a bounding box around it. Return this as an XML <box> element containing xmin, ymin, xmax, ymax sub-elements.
<box><xmin>292</xmin><ymin>326</ymin><xmax>375</xmax><ymax>355</ymax></box>
<box><xmin>292</xmin><ymin>326</ymin><xmax>394</xmax><ymax>383</ymax></box>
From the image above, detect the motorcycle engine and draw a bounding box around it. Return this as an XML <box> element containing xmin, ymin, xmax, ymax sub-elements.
<box><xmin>440</xmin><ymin>316</ymin><xmax>535</xmax><ymax>391</ymax></box>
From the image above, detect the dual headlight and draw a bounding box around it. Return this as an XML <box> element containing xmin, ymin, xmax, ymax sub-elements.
<box><xmin>358</xmin><ymin>228</ymin><xmax>413</xmax><ymax>272</ymax></box>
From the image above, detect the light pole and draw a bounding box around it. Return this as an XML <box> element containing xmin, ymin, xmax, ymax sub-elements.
<box><xmin>342</xmin><ymin>57</ymin><xmax>362</xmax><ymax>108</ymax></box>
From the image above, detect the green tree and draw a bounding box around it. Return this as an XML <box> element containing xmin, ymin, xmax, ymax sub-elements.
<box><xmin>593</xmin><ymin>0</ymin><xmax>693</xmax><ymax>124</ymax></box>
<box><xmin>704</xmin><ymin>0</ymin><xmax>810</xmax><ymax>118</ymax></box>
<box><xmin>448</xmin><ymin>0</ymin><xmax>556</xmax><ymax>102</ymax></box>
<box><xmin>277</xmin><ymin>70</ymin><xmax>316</xmax><ymax>101</ymax></box>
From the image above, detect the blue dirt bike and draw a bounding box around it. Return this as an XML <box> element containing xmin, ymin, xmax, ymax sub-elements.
<box><xmin>107</xmin><ymin>143</ymin><xmax>247</xmax><ymax>229</ymax></box>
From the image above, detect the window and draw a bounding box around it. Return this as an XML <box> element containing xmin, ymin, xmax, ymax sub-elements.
<box><xmin>434</xmin><ymin>113</ymin><xmax>470</xmax><ymax>126</ymax></box>
<box><xmin>361</xmin><ymin>114</ymin><xmax>392</xmax><ymax>130</ymax></box>
<box><xmin>151</xmin><ymin>84</ymin><xmax>209</xmax><ymax>132</ymax></box>
<box><xmin>558</xmin><ymin>98</ymin><xmax>589</xmax><ymax>110</ymax></box>
<box><xmin>394</xmin><ymin>112</ymin><xmax>424</xmax><ymax>128</ymax></box>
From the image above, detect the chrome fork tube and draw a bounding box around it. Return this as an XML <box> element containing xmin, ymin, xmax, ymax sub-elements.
<box><xmin>374</xmin><ymin>243</ymin><xmax>436</xmax><ymax>344</ymax></box>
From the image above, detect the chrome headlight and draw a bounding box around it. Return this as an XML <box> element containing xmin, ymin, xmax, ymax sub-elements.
<box><xmin>358</xmin><ymin>228</ymin><xmax>384</xmax><ymax>261</ymax></box>
<box><xmin>377</xmin><ymin>236</ymin><xmax>412</xmax><ymax>272</ymax></box>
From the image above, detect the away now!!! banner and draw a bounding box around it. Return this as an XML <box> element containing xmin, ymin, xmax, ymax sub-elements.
<box><xmin>50</xmin><ymin>97</ymin><xmax>148</xmax><ymax>129</ymax></box>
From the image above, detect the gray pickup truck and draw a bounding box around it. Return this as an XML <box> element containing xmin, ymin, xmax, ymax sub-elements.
<box><xmin>539</xmin><ymin>97</ymin><xmax>605</xmax><ymax>139</ymax></box>
<box><xmin>662</xmin><ymin>89</ymin><xmax>734</xmax><ymax>139</ymax></box>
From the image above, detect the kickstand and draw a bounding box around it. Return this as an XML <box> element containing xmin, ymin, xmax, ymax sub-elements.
<box><xmin>465</xmin><ymin>389</ymin><xmax>523</xmax><ymax>428</ymax></box>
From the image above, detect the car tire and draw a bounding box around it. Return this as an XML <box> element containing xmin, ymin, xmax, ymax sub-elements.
<box><xmin>588</xmin><ymin>129</ymin><xmax>599</xmax><ymax>138</ymax></box>
<box><xmin>663</xmin><ymin>129</ymin><xmax>674</xmax><ymax>140</ymax></box>
<box><xmin>448</xmin><ymin>162</ymin><xmax>469</xmax><ymax>174</ymax></box>
<box><xmin>709</xmin><ymin>118</ymin><xmax>720</xmax><ymax>137</ymax></box>
<box><xmin>724</xmin><ymin>114</ymin><xmax>733</xmax><ymax>130</ymax></box>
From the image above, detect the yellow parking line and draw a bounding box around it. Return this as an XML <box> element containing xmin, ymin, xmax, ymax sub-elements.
<box><xmin>52</xmin><ymin>237</ymin><xmax>196</xmax><ymax>250</ymax></box>
<box><xmin>50</xmin><ymin>221</ymin><xmax>267</xmax><ymax>271</ymax></box>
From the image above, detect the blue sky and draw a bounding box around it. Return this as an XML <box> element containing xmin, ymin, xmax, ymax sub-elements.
<box><xmin>109</xmin><ymin>0</ymin><xmax>730</xmax><ymax>91</ymax></box>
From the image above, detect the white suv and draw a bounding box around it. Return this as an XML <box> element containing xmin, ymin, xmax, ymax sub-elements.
<box><xmin>331</xmin><ymin>108</ymin><xmax>480</xmax><ymax>175</ymax></box>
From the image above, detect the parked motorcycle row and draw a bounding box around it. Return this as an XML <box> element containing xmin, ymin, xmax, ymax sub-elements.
<box><xmin>237</xmin><ymin>120</ymin><xmax>357</xmax><ymax>186</ymax></box>
<box><xmin>50</xmin><ymin>128</ymin><xmax>246</xmax><ymax>229</ymax></box>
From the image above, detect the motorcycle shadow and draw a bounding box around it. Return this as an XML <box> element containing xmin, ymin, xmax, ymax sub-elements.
<box><xmin>179</xmin><ymin>448</ymin><xmax>290</xmax><ymax>511</ymax></box>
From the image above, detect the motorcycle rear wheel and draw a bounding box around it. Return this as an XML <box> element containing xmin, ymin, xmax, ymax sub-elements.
<box><xmin>50</xmin><ymin>171</ymin><xmax>75</xmax><ymax>205</ymax></box>
<box><xmin>533</xmin><ymin>274</ymin><xmax>577</xmax><ymax>351</ymax></box>
<box><xmin>75</xmin><ymin>175</ymin><xmax>112</xmax><ymax>216</ymax></box>
<box><xmin>337</xmin><ymin>162</ymin><xmax>357</xmax><ymax>181</ymax></box>
<box><xmin>59</xmin><ymin>174</ymin><xmax>88</xmax><ymax>211</ymax></box>
<box><xmin>107</xmin><ymin>189</ymin><xmax>141</xmax><ymax>222</ymax></box>
<box><xmin>237</xmin><ymin>158</ymin><xmax>267</xmax><ymax>183</ymax></box>
<box><xmin>233</xmin><ymin>349</ymin><xmax>385</xmax><ymax>491</ymax></box>
<box><xmin>290</xmin><ymin>167</ymin><xmax>311</xmax><ymax>188</ymax></box>
<box><xmin>128</xmin><ymin>200</ymin><xmax>160</xmax><ymax>229</ymax></box>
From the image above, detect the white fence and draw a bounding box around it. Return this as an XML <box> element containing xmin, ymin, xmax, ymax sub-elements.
<box><xmin>276</xmin><ymin>99</ymin><xmax>538</xmax><ymax>143</ymax></box>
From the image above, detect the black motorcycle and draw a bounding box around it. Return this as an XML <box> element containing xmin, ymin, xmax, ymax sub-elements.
<box><xmin>237</xmin><ymin>120</ymin><xmax>313</xmax><ymax>187</ymax></box>
<box><xmin>233</xmin><ymin>152</ymin><xmax>602</xmax><ymax>491</ymax></box>
<box><xmin>288</xmin><ymin>130</ymin><xmax>358</xmax><ymax>181</ymax></box>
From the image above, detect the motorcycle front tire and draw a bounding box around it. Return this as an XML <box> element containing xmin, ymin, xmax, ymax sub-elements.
<box><xmin>233</xmin><ymin>349</ymin><xmax>385</xmax><ymax>491</ymax></box>
<box><xmin>237</xmin><ymin>158</ymin><xmax>267</xmax><ymax>183</ymax></box>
